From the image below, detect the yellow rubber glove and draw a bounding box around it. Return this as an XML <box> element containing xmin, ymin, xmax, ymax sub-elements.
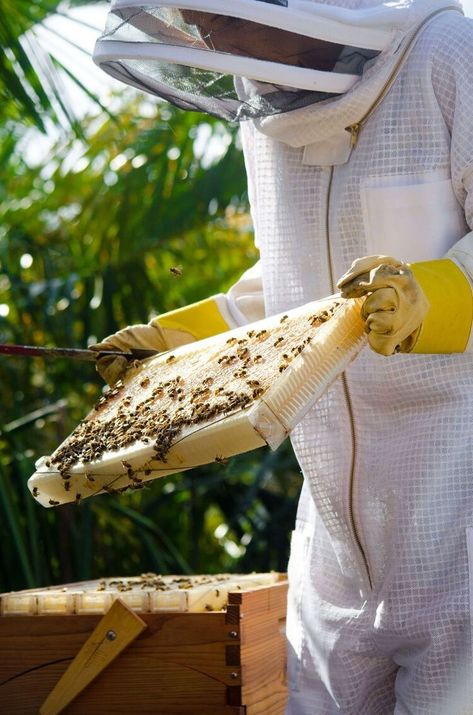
<box><xmin>91</xmin><ymin>296</ymin><xmax>231</xmax><ymax>385</ymax></box>
<box><xmin>337</xmin><ymin>254</ymin><xmax>473</xmax><ymax>356</ymax></box>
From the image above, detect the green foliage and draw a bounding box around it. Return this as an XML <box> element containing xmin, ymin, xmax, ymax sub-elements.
<box><xmin>0</xmin><ymin>0</ymin><xmax>109</xmax><ymax>133</ymax></box>
<box><xmin>0</xmin><ymin>98</ymin><xmax>301</xmax><ymax>592</ymax></box>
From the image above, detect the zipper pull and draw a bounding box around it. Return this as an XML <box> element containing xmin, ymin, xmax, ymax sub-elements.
<box><xmin>347</xmin><ymin>123</ymin><xmax>361</xmax><ymax>149</ymax></box>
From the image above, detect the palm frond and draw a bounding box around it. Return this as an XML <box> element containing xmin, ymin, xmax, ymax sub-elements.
<box><xmin>0</xmin><ymin>1</ymin><xmax>106</xmax><ymax>133</ymax></box>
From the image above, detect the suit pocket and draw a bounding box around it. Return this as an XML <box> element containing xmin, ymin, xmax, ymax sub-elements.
<box><xmin>360</xmin><ymin>173</ymin><xmax>467</xmax><ymax>263</ymax></box>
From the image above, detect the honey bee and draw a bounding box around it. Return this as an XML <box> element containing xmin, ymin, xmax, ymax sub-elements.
<box><xmin>280</xmin><ymin>315</ymin><xmax>289</xmax><ymax>323</ymax></box>
<box><xmin>49</xmin><ymin>499</ymin><xmax>60</xmax><ymax>506</ymax></box>
<box><xmin>170</xmin><ymin>265</ymin><xmax>183</xmax><ymax>277</ymax></box>
<box><xmin>233</xmin><ymin>370</ymin><xmax>247</xmax><ymax>379</ymax></box>
<box><xmin>32</xmin><ymin>487</ymin><xmax>39</xmax><ymax>497</ymax></box>
<box><xmin>75</xmin><ymin>493</ymin><xmax>82</xmax><ymax>505</ymax></box>
<box><xmin>166</xmin><ymin>355</ymin><xmax>176</xmax><ymax>364</ymax></box>
<box><xmin>215</xmin><ymin>455</ymin><xmax>229</xmax><ymax>464</ymax></box>
<box><xmin>64</xmin><ymin>481</ymin><xmax>71</xmax><ymax>492</ymax></box>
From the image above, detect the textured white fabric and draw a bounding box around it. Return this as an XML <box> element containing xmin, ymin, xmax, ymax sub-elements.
<box><xmin>231</xmin><ymin>3</ymin><xmax>473</xmax><ymax>713</ymax></box>
<box><xmin>447</xmin><ymin>231</ymin><xmax>473</xmax><ymax>286</ymax></box>
<box><xmin>225</xmin><ymin>261</ymin><xmax>265</xmax><ymax>326</ymax></box>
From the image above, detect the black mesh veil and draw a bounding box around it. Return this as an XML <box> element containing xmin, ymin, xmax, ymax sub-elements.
<box><xmin>93</xmin><ymin>2</ymin><xmax>379</xmax><ymax>121</ymax></box>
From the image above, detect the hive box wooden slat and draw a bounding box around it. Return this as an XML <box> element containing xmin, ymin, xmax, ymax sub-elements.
<box><xmin>0</xmin><ymin>579</ymin><xmax>288</xmax><ymax>715</ymax></box>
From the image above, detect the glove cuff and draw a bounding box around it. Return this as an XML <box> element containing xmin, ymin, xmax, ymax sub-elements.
<box><xmin>152</xmin><ymin>295</ymin><xmax>231</xmax><ymax>347</ymax></box>
<box><xmin>410</xmin><ymin>259</ymin><xmax>473</xmax><ymax>353</ymax></box>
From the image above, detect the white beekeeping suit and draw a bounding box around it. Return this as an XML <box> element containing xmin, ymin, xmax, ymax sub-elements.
<box><xmin>95</xmin><ymin>2</ymin><xmax>473</xmax><ymax>711</ymax></box>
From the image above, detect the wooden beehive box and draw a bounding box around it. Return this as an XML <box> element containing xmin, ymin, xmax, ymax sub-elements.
<box><xmin>0</xmin><ymin>577</ymin><xmax>288</xmax><ymax>714</ymax></box>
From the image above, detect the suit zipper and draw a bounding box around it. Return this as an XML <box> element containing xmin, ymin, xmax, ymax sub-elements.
<box><xmin>346</xmin><ymin>5</ymin><xmax>462</xmax><ymax>149</ymax></box>
<box><xmin>325</xmin><ymin>167</ymin><xmax>372</xmax><ymax>589</ymax></box>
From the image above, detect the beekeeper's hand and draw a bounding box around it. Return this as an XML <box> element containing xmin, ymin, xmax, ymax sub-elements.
<box><xmin>91</xmin><ymin>296</ymin><xmax>232</xmax><ymax>385</ymax></box>
<box><xmin>90</xmin><ymin>320</ymin><xmax>168</xmax><ymax>386</ymax></box>
<box><xmin>337</xmin><ymin>255</ymin><xmax>429</xmax><ymax>356</ymax></box>
<box><xmin>338</xmin><ymin>252</ymin><xmax>473</xmax><ymax>355</ymax></box>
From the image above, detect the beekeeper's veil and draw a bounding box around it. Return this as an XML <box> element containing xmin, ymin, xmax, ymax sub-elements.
<box><xmin>93</xmin><ymin>0</ymin><xmax>442</xmax><ymax>122</ymax></box>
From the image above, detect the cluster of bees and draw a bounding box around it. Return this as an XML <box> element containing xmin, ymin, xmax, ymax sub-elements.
<box><xmin>95</xmin><ymin>572</ymin><xmax>237</xmax><ymax>592</ymax></box>
<box><xmin>42</xmin><ymin>303</ymin><xmax>338</xmax><ymax>499</ymax></box>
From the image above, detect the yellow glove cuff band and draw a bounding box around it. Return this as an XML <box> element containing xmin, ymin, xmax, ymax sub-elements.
<box><xmin>410</xmin><ymin>259</ymin><xmax>473</xmax><ymax>353</ymax></box>
<box><xmin>156</xmin><ymin>296</ymin><xmax>230</xmax><ymax>343</ymax></box>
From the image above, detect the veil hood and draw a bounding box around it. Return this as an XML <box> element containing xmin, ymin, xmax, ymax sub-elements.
<box><xmin>94</xmin><ymin>0</ymin><xmax>462</xmax><ymax>125</ymax></box>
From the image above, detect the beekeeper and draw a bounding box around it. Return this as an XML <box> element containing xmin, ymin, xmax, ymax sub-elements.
<box><xmin>93</xmin><ymin>2</ymin><xmax>473</xmax><ymax>712</ymax></box>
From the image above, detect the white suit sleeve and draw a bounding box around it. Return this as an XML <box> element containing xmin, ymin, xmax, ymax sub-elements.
<box><xmin>432</xmin><ymin>17</ymin><xmax>473</xmax><ymax>256</ymax></box>
<box><xmin>224</xmin><ymin>123</ymin><xmax>265</xmax><ymax>327</ymax></box>
<box><xmin>225</xmin><ymin>261</ymin><xmax>265</xmax><ymax>326</ymax></box>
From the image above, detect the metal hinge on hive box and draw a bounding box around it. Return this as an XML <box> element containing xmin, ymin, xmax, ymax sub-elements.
<box><xmin>28</xmin><ymin>296</ymin><xmax>366</xmax><ymax>508</ymax></box>
<box><xmin>0</xmin><ymin>573</ymin><xmax>288</xmax><ymax>715</ymax></box>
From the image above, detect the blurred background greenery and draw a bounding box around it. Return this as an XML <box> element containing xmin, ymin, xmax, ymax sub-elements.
<box><xmin>0</xmin><ymin>0</ymin><xmax>302</xmax><ymax>592</ymax></box>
